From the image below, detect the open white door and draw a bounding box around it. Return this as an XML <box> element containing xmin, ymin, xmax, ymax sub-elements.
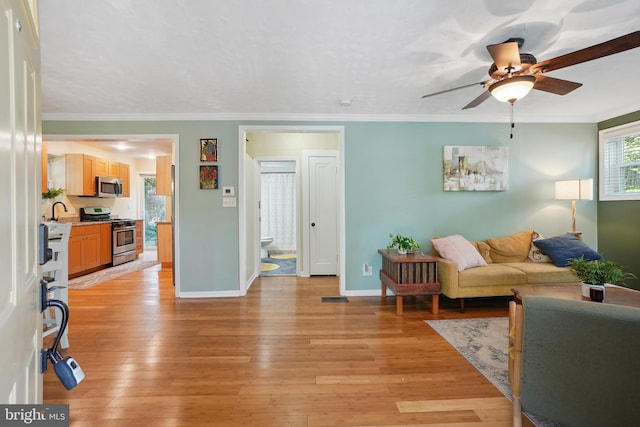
<box><xmin>308</xmin><ymin>154</ymin><xmax>338</xmax><ymax>275</ymax></box>
<box><xmin>1</xmin><ymin>0</ymin><xmax>43</xmax><ymax>403</ymax></box>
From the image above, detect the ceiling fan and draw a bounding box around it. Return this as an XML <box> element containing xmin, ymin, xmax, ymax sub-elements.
<box><xmin>422</xmin><ymin>31</ymin><xmax>640</xmax><ymax>110</ymax></box>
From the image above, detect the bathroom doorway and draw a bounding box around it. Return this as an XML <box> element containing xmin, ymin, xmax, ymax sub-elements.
<box><xmin>239</xmin><ymin>126</ymin><xmax>345</xmax><ymax>294</ymax></box>
<box><xmin>259</xmin><ymin>161</ymin><xmax>297</xmax><ymax>276</ymax></box>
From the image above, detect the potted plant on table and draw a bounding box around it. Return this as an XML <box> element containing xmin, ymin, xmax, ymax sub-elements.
<box><xmin>387</xmin><ymin>233</ymin><xmax>420</xmax><ymax>255</ymax></box>
<box><xmin>567</xmin><ymin>256</ymin><xmax>636</xmax><ymax>300</ymax></box>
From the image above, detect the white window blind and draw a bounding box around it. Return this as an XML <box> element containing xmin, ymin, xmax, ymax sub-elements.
<box><xmin>599</xmin><ymin>121</ymin><xmax>640</xmax><ymax>201</ymax></box>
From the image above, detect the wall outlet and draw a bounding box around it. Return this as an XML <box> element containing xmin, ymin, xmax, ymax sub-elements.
<box><xmin>363</xmin><ymin>264</ymin><xmax>372</xmax><ymax>276</ymax></box>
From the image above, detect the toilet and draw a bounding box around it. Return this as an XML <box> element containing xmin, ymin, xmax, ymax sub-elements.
<box><xmin>260</xmin><ymin>237</ymin><xmax>273</xmax><ymax>258</ymax></box>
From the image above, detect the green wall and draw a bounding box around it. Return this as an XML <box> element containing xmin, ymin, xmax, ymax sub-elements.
<box><xmin>597</xmin><ymin>110</ymin><xmax>640</xmax><ymax>290</ymax></box>
<box><xmin>44</xmin><ymin>120</ymin><xmax>598</xmax><ymax>295</ymax></box>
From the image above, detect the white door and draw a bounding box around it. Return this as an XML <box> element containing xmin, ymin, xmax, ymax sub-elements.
<box><xmin>309</xmin><ymin>155</ymin><xmax>338</xmax><ymax>275</ymax></box>
<box><xmin>0</xmin><ymin>0</ymin><xmax>43</xmax><ymax>403</ymax></box>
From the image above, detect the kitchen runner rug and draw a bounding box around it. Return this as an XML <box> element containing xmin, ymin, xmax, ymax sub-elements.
<box><xmin>68</xmin><ymin>259</ymin><xmax>160</xmax><ymax>289</ymax></box>
<box><xmin>425</xmin><ymin>317</ymin><xmax>560</xmax><ymax>427</ymax></box>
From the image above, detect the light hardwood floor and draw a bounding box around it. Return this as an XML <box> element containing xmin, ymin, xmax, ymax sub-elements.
<box><xmin>44</xmin><ymin>265</ymin><xmax>534</xmax><ymax>427</ymax></box>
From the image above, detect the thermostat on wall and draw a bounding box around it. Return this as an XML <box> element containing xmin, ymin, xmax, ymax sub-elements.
<box><xmin>223</xmin><ymin>186</ymin><xmax>234</xmax><ymax>196</ymax></box>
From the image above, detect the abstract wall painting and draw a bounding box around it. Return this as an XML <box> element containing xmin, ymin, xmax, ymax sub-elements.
<box><xmin>443</xmin><ymin>146</ymin><xmax>509</xmax><ymax>192</ymax></box>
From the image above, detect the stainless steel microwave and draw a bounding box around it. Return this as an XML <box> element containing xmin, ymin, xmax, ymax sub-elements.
<box><xmin>96</xmin><ymin>176</ymin><xmax>122</xmax><ymax>197</ymax></box>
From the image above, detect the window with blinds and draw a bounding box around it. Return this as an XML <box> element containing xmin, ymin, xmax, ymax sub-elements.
<box><xmin>599</xmin><ymin>121</ymin><xmax>640</xmax><ymax>201</ymax></box>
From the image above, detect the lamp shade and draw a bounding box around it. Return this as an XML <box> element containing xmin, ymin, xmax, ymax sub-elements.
<box><xmin>489</xmin><ymin>75</ymin><xmax>536</xmax><ymax>103</ymax></box>
<box><xmin>555</xmin><ymin>179</ymin><xmax>593</xmax><ymax>200</ymax></box>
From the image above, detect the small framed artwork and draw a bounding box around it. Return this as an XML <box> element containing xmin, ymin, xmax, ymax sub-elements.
<box><xmin>200</xmin><ymin>138</ymin><xmax>218</xmax><ymax>162</ymax></box>
<box><xmin>199</xmin><ymin>165</ymin><xmax>218</xmax><ymax>189</ymax></box>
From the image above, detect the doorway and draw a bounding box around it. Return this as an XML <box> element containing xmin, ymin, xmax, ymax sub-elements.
<box><xmin>140</xmin><ymin>174</ymin><xmax>167</xmax><ymax>248</ymax></box>
<box><xmin>238</xmin><ymin>126</ymin><xmax>346</xmax><ymax>295</ymax></box>
<box><xmin>259</xmin><ymin>161</ymin><xmax>297</xmax><ymax>276</ymax></box>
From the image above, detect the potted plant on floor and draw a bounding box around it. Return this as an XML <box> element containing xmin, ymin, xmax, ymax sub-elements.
<box><xmin>387</xmin><ymin>233</ymin><xmax>420</xmax><ymax>255</ymax></box>
<box><xmin>567</xmin><ymin>256</ymin><xmax>636</xmax><ymax>300</ymax></box>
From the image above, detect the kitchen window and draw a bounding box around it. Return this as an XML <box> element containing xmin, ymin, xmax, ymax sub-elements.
<box><xmin>599</xmin><ymin>120</ymin><xmax>640</xmax><ymax>201</ymax></box>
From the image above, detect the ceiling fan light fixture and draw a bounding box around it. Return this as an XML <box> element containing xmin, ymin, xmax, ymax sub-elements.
<box><xmin>489</xmin><ymin>75</ymin><xmax>536</xmax><ymax>103</ymax></box>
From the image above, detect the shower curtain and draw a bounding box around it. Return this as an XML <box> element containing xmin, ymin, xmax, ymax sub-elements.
<box><xmin>261</xmin><ymin>172</ymin><xmax>296</xmax><ymax>251</ymax></box>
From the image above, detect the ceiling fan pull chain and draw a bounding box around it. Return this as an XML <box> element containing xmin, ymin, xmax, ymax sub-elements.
<box><xmin>510</xmin><ymin>102</ymin><xmax>514</xmax><ymax>139</ymax></box>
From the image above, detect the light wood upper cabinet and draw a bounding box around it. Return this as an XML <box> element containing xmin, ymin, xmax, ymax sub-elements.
<box><xmin>156</xmin><ymin>155</ymin><xmax>172</xmax><ymax>196</ymax></box>
<box><xmin>95</xmin><ymin>157</ymin><xmax>108</xmax><ymax>177</ymax></box>
<box><xmin>108</xmin><ymin>160</ymin><xmax>119</xmax><ymax>178</ymax></box>
<box><xmin>66</xmin><ymin>154</ymin><xmax>97</xmax><ymax>196</ymax></box>
<box><xmin>119</xmin><ymin>162</ymin><xmax>130</xmax><ymax>197</ymax></box>
<box><xmin>65</xmin><ymin>154</ymin><xmax>131</xmax><ymax>197</ymax></box>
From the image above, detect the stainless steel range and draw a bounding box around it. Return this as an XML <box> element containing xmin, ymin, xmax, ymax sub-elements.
<box><xmin>80</xmin><ymin>207</ymin><xmax>137</xmax><ymax>266</ymax></box>
<box><xmin>111</xmin><ymin>219</ymin><xmax>137</xmax><ymax>266</ymax></box>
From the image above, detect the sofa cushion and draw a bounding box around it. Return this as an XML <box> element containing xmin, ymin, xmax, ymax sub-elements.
<box><xmin>503</xmin><ymin>262</ymin><xmax>580</xmax><ymax>284</ymax></box>
<box><xmin>471</xmin><ymin>241</ymin><xmax>493</xmax><ymax>263</ymax></box>
<box><xmin>431</xmin><ymin>235</ymin><xmax>487</xmax><ymax>272</ymax></box>
<box><xmin>527</xmin><ymin>231</ymin><xmax>552</xmax><ymax>263</ymax></box>
<box><xmin>533</xmin><ymin>234</ymin><xmax>601</xmax><ymax>267</ymax></box>
<box><xmin>458</xmin><ymin>263</ymin><xmax>527</xmax><ymax>288</ymax></box>
<box><xmin>486</xmin><ymin>231</ymin><xmax>532</xmax><ymax>263</ymax></box>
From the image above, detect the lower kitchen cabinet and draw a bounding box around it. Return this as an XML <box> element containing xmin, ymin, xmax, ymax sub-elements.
<box><xmin>68</xmin><ymin>224</ymin><xmax>112</xmax><ymax>277</ymax></box>
<box><xmin>100</xmin><ymin>223</ymin><xmax>112</xmax><ymax>265</ymax></box>
<box><xmin>135</xmin><ymin>220</ymin><xmax>143</xmax><ymax>257</ymax></box>
<box><xmin>157</xmin><ymin>222</ymin><xmax>172</xmax><ymax>267</ymax></box>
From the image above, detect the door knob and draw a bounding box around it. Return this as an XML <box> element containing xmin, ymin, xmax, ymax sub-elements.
<box><xmin>311</xmin><ymin>222</ymin><xmax>316</xmax><ymax>227</ymax></box>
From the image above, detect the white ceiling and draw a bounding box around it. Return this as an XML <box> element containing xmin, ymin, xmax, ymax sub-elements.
<box><xmin>39</xmin><ymin>0</ymin><xmax>640</xmax><ymax>124</ymax></box>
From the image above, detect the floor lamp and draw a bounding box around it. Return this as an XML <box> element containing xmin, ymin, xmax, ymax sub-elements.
<box><xmin>555</xmin><ymin>179</ymin><xmax>593</xmax><ymax>239</ymax></box>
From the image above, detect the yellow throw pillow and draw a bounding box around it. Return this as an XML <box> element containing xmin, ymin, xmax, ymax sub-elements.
<box><xmin>486</xmin><ymin>231</ymin><xmax>532</xmax><ymax>263</ymax></box>
<box><xmin>471</xmin><ymin>241</ymin><xmax>493</xmax><ymax>263</ymax></box>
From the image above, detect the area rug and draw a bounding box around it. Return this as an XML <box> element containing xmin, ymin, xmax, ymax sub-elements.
<box><xmin>425</xmin><ymin>317</ymin><xmax>560</xmax><ymax>427</ymax></box>
<box><xmin>68</xmin><ymin>259</ymin><xmax>160</xmax><ymax>289</ymax></box>
<box><xmin>261</xmin><ymin>262</ymin><xmax>279</xmax><ymax>272</ymax></box>
<box><xmin>260</xmin><ymin>255</ymin><xmax>296</xmax><ymax>276</ymax></box>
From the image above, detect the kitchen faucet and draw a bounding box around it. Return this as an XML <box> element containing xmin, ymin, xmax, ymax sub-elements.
<box><xmin>51</xmin><ymin>201</ymin><xmax>67</xmax><ymax>221</ymax></box>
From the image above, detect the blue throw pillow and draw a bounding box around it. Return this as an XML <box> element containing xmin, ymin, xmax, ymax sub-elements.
<box><xmin>533</xmin><ymin>234</ymin><xmax>601</xmax><ymax>267</ymax></box>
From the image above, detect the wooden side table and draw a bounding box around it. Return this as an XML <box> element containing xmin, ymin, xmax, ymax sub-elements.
<box><xmin>378</xmin><ymin>249</ymin><xmax>441</xmax><ymax>315</ymax></box>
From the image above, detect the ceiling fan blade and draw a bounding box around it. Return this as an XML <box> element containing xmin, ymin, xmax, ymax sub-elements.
<box><xmin>422</xmin><ymin>81</ymin><xmax>486</xmax><ymax>99</ymax></box>
<box><xmin>487</xmin><ymin>41</ymin><xmax>521</xmax><ymax>70</ymax></box>
<box><xmin>462</xmin><ymin>90</ymin><xmax>492</xmax><ymax>110</ymax></box>
<box><xmin>533</xmin><ymin>75</ymin><xmax>583</xmax><ymax>95</ymax></box>
<box><xmin>531</xmin><ymin>31</ymin><xmax>640</xmax><ymax>74</ymax></box>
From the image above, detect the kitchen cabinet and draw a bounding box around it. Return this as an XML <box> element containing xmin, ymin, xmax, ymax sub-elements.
<box><xmin>109</xmin><ymin>160</ymin><xmax>130</xmax><ymax>197</ymax></box>
<box><xmin>135</xmin><ymin>220</ymin><xmax>143</xmax><ymax>257</ymax></box>
<box><xmin>157</xmin><ymin>221</ymin><xmax>172</xmax><ymax>267</ymax></box>
<box><xmin>119</xmin><ymin>162</ymin><xmax>130</xmax><ymax>197</ymax></box>
<box><xmin>66</xmin><ymin>154</ymin><xmax>131</xmax><ymax>197</ymax></box>
<box><xmin>96</xmin><ymin>157</ymin><xmax>109</xmax><ymax>177</ymax></box>
<box><xmin>100</xmin><ymin>223</ymin><xmax>112</xmax><ymax>265</ymax></box>
<box><xmin>65</xmin><ymin>154</ymin><xmax>97</xmax><ymax>196</ymax></box>
<box><xmin>108</xmin><ymin>161</ymin><xmax>119</xmax><ymax>178</ymax></box>
<box><xmin>68</xmin><ymin>224</ymin><xmax>103</xmax><ymax>277</ymax></box>
<box><xmin>156</xmin><ymin>155</ymin><xmax>172</xmax><ymax>196</ymax></box>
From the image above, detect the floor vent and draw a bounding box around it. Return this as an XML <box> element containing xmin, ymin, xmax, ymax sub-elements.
<box><xmin>321</xmin><ymin>296</ymin><xmax>349</xmax><ymax>303</ymax></box>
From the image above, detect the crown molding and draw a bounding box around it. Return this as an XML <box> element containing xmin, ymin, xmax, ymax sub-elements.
<box><xmin>42</xmin><ymin>111</ymin><xmax>603</xmax><ymax>123</ymax></box>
